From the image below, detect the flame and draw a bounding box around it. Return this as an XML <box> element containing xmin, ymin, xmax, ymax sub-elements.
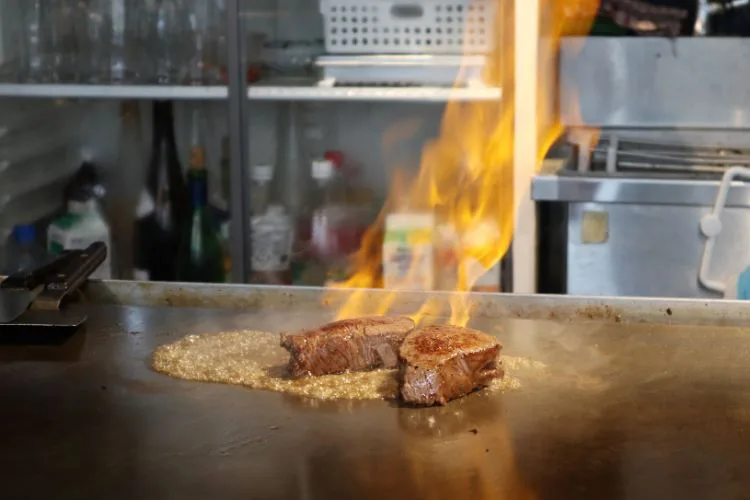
<box><xmin>330</xmin><ymin>0</ymin><xmax>600</xmax><ymax>325</ymax></box>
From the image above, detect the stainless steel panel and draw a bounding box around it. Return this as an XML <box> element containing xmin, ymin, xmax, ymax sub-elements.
<box><xmin>566</xmin><ymin>202</ymin><xmax>750</xmax><ymax>298</ymax></box>
<box><xmin>7</xmin><ymin>284</ymin><xmax>750</xmax><ymax>498</ymax></box>
<box><xmin>560</xmin><ymin>37</ymin><xmax>750</xmax><ymax>128</ymax></box>
<box><xmin>532</xmin><ymin>174</ymin><xmax>750</xmax><ymax>207</ymax></box>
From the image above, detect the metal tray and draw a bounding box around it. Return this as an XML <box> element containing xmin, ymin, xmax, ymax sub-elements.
<box><xmin>4</xmin><ymin>281</ymin><xmax>750</xmax><ymax>499</ymax></box>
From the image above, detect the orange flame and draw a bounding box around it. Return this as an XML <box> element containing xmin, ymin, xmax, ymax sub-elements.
<box><xmin>330</xmin><ymin>0</ymin><xmax>600</xmax><ymax>325</ymax></box>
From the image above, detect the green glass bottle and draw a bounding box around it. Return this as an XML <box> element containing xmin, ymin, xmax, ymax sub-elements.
<box><xmin>176</xmin><ymin>109</ymin><xmax>225</xmax><ymax>283</ymax></box>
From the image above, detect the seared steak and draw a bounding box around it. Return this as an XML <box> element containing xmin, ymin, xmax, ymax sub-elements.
<box><xmin>399</xmin><ymin>325</ymin><xmax>502</xmax><ymax>406</ymax></box>
<box><xmin>280</xmin><ymin>316</ymin><xmax>415</xmax><ymax>377</ymax></box>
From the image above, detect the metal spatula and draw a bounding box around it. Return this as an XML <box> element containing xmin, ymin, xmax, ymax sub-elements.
<box><xmin>0</xmin><ymin>251</ymin><xmax>79</xmax><ymax>324</ymax></box>
<box><xmin>0</xmin><ymin>242</ymin><xmax>108</xmax><ymax>344</ymax></box>
<box><xmin>0</xmin><ymin>242</ymin><xmax>107</xmax><ymax>324</ymax></box>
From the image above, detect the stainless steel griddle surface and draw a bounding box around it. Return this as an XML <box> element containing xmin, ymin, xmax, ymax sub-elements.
<box><xmin>4</xmin><ymin>292</ymin><xmax>750</xmax><ymax>499</ymax></box>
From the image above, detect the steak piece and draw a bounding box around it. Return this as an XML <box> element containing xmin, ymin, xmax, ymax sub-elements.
<box><xmin>399</xmin><ymin>325</ymin><xmax>502</xmax><ymax>406</ymax></box>
<box><xmin>280</xmin><ymin>316</ymin><xmax>415</xmax><ymax>378</ymax></box>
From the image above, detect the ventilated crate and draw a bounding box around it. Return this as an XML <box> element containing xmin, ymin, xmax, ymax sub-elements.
<box><xmin>320</xmin><ymin>0</ymin><xmax>497</xmax><ymax>54</ymax></box>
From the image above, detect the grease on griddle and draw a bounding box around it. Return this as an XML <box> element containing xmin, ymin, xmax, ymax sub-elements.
<box><xmin>152</xmin><ymin>330</ymin><xmax>540</xmax><ymax>401</ymax></box>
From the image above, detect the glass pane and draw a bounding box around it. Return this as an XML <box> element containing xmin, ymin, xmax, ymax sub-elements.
<box><xmin>240</xmin><ymin>0</ymin><xmax>506</xmax><ymax>292</ymax></box>
<box><xmin>0</xmin><ymin>0</ymin><xmax>229</xmax><ymax>86</ymax></box>
<box><xmin>0</xmin><ymin>0</ymin><xmax>234</xmax><ymax>285</ymax></box>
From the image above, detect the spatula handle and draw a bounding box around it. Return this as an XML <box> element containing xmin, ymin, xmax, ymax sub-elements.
<box><xmin>1</xmin><ymin>250</ymin><xmax>79</xmax><ymax>290</ymax></box>
<box><xmin>46</xmin><ymin>242</ymin><xmax>107</xmax><ymax>292</ymax></box>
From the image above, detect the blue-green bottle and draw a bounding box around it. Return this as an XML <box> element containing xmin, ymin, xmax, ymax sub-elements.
<box><xmin>176</xmin><ymin>109</ymin><xmax>224</xmax><ymax>283</ymax></box>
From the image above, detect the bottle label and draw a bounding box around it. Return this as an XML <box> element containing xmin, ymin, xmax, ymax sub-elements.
<box><xmin>189</xmin><ymin>146</ymin><xmax>206</xmax><ymax>170</ymax></box>
<box><xmin>382</xmin><ymin>214</ymin><xmax>434</xmax><ymax>290</ymax></box>
<box><xmin>251</xmin><ymin>215</ymin><xmax>292</xmax><ymax>272</ymax></box>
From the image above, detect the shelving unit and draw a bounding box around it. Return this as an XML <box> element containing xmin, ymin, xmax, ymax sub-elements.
<box><xmin>0</xmin><ymin>84</ymin><xmax>228</xmax><ymax>100</ymax></box>
<box><xmin>247</xmin><ymin>82</ymin><xmax>502</xmax><ymax>102</ymax></box>
<box><xmin>0</xmin><ymin>81</ymin><xmax>502</xmax><ymax>102</ymax></box>
<box><xmin>0</xmin><ymin>0</ymin><xmax>537</xmax><ymax>291</ymax></box>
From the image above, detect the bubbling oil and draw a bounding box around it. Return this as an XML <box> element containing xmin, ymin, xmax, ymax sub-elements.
<box><xmin>152</xmin><ymin>330</ymin><xmax>543</xmax><ymax>401</ymax></box>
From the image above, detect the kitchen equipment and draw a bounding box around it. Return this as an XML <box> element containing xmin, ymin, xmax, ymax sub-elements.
<box><xmin>0</xmin><ymin>241</ymin><xmax>106</xmax><ymax>325</ymax></box>
<box><xmin>6</xmin><ymin>282</ymin><xmax>750</xmax><ymax>497</ymax></box>
<box><xmin>695</xmin><ymin>0</ymin><xmax>750</xmax><ymax>35</ymax></box>
<box><xmin>533</xmin><ymin>37</ymin><xmax>750</xmax><ymax>298</ymax></box>
<box><xmin>319</xmin><ymin>0</ymin><xmax>496</xmax><ymax>54</ymax></box>
<box><xmin>0</xmin><ymin>248</ymin><xmax>77</xmax><ymax>323</ymax></box>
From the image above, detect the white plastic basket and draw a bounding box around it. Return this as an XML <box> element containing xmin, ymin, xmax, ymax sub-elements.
<box><xmin>320</xmin><ymin>0</ymin><xmax>497</xmax><ymax>54</ymax></box>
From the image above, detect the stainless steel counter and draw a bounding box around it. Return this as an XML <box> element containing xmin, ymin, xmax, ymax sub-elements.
<box><xmin>4</xmin><ymin>282</ymin><xmax>750</xmax><ymax>499</ymax></box>
<box><xmin>533</xmin><ymin>174</ymin><xmax>750</xmax><ymax>298</ymax></box>
<box><xmin>532</xmin><ymin>174</ymin><xmax>750</xmax><ymax>207</ymax></box>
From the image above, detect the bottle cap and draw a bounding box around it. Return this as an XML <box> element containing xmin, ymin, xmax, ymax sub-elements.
<box><xmin>252</xmin><ymin>165</ymin><xmax>274</xmax><ymax>182</ymax></box>
<box><xmin>12</xmin><ymin>224</ymin><xmax>36</xmax><ymax>244</ymax></box>
<box><xmin>324</xmin><ymin>150</ymin><xmax>345</xmax><ymax>169</ymax></box>
<box><xmin>312</xmin><ymin>159</ymin><xmax>334</xmax><ymax>180</ymax></box>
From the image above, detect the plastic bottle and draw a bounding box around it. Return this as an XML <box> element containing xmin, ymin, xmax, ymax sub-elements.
<box><xmin>1</xmin><ymin>224</ymin><xmax>47</xmax><ymax>275</ymax></box>
<box><xmin>324</xmin><ymin>150</ymin><xmax>372</xmax><ymax>259</ymax></box>
<box><xmin>48</xmin><ymin>195</ymin><xmax>112</xmax><ymax>280</ymax></box>
<box><xmin>292</xmin><ymin>158</ymin><xmax>355</xmax><ymax>285</ymax></box>
<box><xmin>309</xmin><ymin>158</ymin><xmax>338</xmax><ymax>260</ymax></box>
<box><xmin>250</xmin><ymin>164</ymin><xmax>273</xmax><ymax>216</ymax></box>
<box><xmin>250</xmin><ymin>204</ymin><xmax>293</xmax><ymax>285</ymax></box>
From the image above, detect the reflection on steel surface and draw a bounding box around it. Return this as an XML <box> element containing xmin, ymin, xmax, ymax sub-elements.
<box><xmin>561</xmin><ymin>38</ymin><xmax>750</xmax><ymax>128</ymax></box>
<box><xmin>8</xmin><ymin>297</ymin><xmax>750</xmax><ymax>498</ymax></box>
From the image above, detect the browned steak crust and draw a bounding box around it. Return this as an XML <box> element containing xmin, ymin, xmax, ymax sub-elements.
<box><xmin>280</xmin><ymin>316</ymin><xmax>415</xmax><ymax>377</ymax></box>
<box><xmin>399</xmin><ymin>325</ymin><xmax>502</xmax><ymax>406</ymax></box>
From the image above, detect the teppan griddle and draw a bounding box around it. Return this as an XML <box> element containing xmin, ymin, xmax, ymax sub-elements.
<box><xmin>3</xmin><ymin>282</ymin><xmax>750</xmax><ymax>499</ymax></box>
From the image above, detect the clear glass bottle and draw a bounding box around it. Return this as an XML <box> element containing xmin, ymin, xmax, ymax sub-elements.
<box><xmin>153</xmin><ymin>0</ymin><xmax>188</xmax><ymax>84</ymax></box>
<box><xmin>208</xmin><ymin>0</ymin><xmax>227</xmax><ymax>84</ymax></box>
<box><xmin>83</xmin><ymin>0</ymin><xmax>112</xmax><ymax>83</ymax></box>
<box><xmin>128</xmin><ymin>0</ymin><xmax>159</xmax><ymax>82</ymax></box>
<box><xmin>52</xmin><ymin>0</ymin><xmax>80</xmax><ymax>82</ymax></box>
<box><xmin>21</xmin><ymin>0</ymin><xmax>47</xmax><ymax>82</ymax></box>
<box><xmin>185</xmin><ymin>0</ymin><xmax>208</xmax><ymax>85</ymax></box>
<box><xmin>109</xmin><ymin>0</ymin><xmax>128</xmax><ymax>82</ymax></box>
